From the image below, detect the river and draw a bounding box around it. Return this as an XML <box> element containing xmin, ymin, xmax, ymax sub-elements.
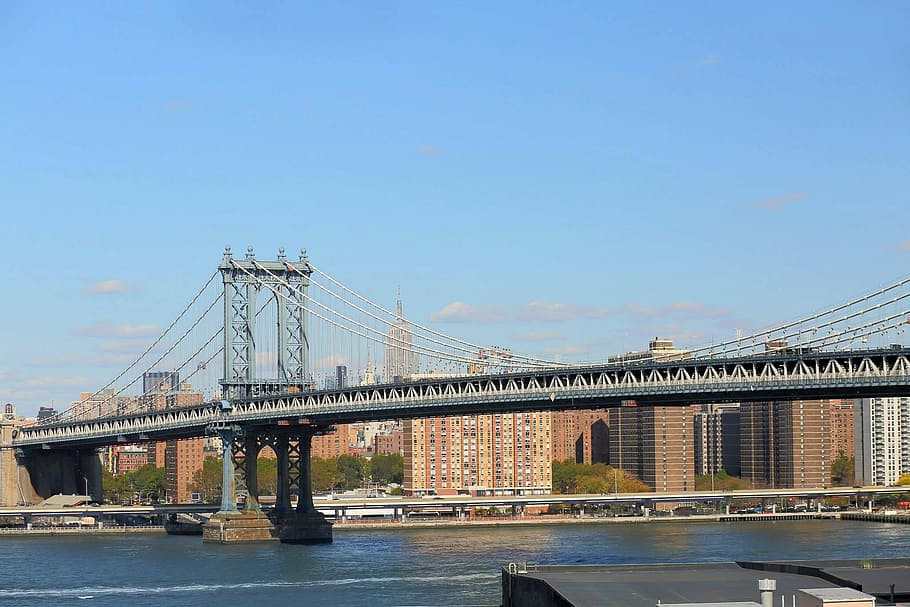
<box><xmin>1</xmin><ymin>520</ymin><xmax>907</xmax><ymax>607</ymax></box>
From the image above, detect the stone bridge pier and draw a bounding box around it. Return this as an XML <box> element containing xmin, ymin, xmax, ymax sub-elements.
<box><xmin>1</xmin><ymin>421</ymin><xmax>102</xmax><ymax>505</ymax></box>
<box><xmin>202</xmin><ymin>420</ymin><xmax>333</xmax><ymax>544</ymax></box>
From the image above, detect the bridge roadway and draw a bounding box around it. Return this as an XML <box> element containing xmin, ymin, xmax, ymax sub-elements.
<box><xmin>13</xmin><ymin>346</ymin><xmax>910</xmax><ymax>449</ymax></box>
<box><xmin>1</xmin><ymin>486</ymin><xmax>904</xmax><ymax>520</ymax></box>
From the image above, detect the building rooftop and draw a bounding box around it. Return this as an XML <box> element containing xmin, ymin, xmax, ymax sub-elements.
<box><xmin>502</xmin><ymin>559</ymin><xmax>910</xmax><ymax>607</ymax></box>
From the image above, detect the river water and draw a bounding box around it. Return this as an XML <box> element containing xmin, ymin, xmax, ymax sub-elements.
<box><xmin>1</xmin><ymin>520</ymin><xmax>907</xmax><ymax>607</ymax></box>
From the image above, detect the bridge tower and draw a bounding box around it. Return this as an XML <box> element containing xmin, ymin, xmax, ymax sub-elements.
<box><xmin>219</xmin><ymin>246</ymin><xmax>310</xmax><ymax>399</ymax></box>
<box><xmin>205</xmin><ymin>247</ymin><xmax>332</xmax><ymax>543</ymax></box>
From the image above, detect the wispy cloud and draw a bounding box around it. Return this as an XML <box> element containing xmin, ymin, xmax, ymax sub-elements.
<box><xmin>429</xmin><ymin>302</ymin><xmax>506</xmax><ymax>323</ymax></box>
<box><xmin>752</xmin><ymin>192</ymin><xmax>808</xmax><ymax>211</ymax></box>
<box><xmin>512</xmin><ymin>331</ymin><xmax>565</xmax><ymax>342</ymax></box>
<box><xmin>623</xmin><ymin>300</ymin><xmax>730</xmax><ymax>320</ymax></box>
<box><xmin>419</xmin><ymin>144</ymin><xmax>439</xmax><ymax>156</ymax></box>
<box><xmin>674</xmin><ymin>53</ymin><xmax>722</xmax><ymax>75</ymax></box>
<box><xmin>17</xmin><ymin>376</ymin><xmax>90</xmax><ymax>389</ymax></box>
<box><xmin>83</xmin><ymin>279</ymin><xmax>140</xmax><ymax>295</ymax></box>
<box><xmin>29</xmin><ymin>353</ymin><xmax>136</xmax><ymax>368</ymax></box>
<box><xmin>165</xmin><ymin>100</ymin><xmax>190</xmax><ymax>112</ymax></box>
<box><xmin>430</xmin><ymin>301</ymin><xmax>611</xmax><ymax>324</ymax></box>
<box><xmin>70</xmin><ymin>322</ymin><xmax>160</xmax><ymax>338</ymax></box>
<box><xmin>0</xmin><ymin>388</ymin><xmax>51</xmax><ymax>401</ymax></box>
<box><xmin>895</xmin><ymin>241</ymin><xmax>910</xmax><ymax>252</ymax></box>
<box><xmin>542</xmin><ymin>344</ymin><xmax>590</xmax><ymax>358</ymax></box>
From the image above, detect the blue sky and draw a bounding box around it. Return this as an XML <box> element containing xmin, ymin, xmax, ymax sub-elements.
<box><xmin>2</xmin><ymin>2</ymin><xmax>909</xmax><ymax>416</ymax></box>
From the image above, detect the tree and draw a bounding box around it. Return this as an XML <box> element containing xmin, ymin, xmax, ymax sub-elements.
<box><xmin>132</xmin><ymin>465</ymin><xmax>166</xmax><ymax>502</ymax></box>
<box><xmin>337</xmin><ymin>454</ymin><xmax>366</xmax><ymax>490</ymax></box>
<box><xmin>310</xmin><ymin>456</ymin><xmax>341</xmax><ymax>492</ymax></box>
<box><xmin>695</xmin><ymin>471</ymin><xmax>753</xmax><ymax>491</ymax></box>
<box><xmin>257</xmin><ymin>457</ymin><xmax>278</xmax><ymax>496</ymax></box>
<box><xmin>551</xmin><ymin>460</ymin><xmax>651</xmax><ymax>494</ymax></box>
<box><xmin>190</xmin><ymin>456</ymin><xmax>223</xmax><ymax>503</ymax></box>
<box><xmin>896</xmin><ymin>473</ymin><xmax>910</xmax><ymax>486</ymax></box>
<box><xmin>830</xmin><ymin>451</ymin><xmax>855</xmax><ymax>487</ymax></box>
<box><xmin>369</xmin><ymin>453</ymin><xmax>403</xmax><ymax>485</ymax></box>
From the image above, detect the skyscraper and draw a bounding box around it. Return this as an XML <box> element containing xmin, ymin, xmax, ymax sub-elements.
<box><xmin>609</xmin><ymin>403</ymin><xmax>700</xmax><ymax>493</ymax></box>
<box><xmin>335</xmin><ymin>365</ymin><xmax>348</xmax><ymax>389</ymax></box>
<box><xmin>403</xmin><ymin>412</ymin><xmax>552</xmax><ymax>496</ymax></box>
<box><xmin>143</xmin><ymin>371</ymin><xmax>179</xmax><ymax>394</ymax></box>
<box><xmin>740</xmin><ymin>400</ymin><xmax>830</xmax><ymax>489</ymax></box>
<box><xmin>385</xmin><ymin>291</ymin><xmax>417</xmax><ymax>382</ymax></box>
<box><xmin>855</xmin><ymin>397</ymin><xmax>910</xmax><ymax>486</ymax></box>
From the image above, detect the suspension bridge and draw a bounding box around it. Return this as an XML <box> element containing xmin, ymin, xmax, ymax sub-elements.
<box><xmin>3</xmin><ymin>247</ymin><xmax>910</xmax><ymax>542</ymax></box>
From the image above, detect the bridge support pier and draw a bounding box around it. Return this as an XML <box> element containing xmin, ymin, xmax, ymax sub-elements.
<box><xmin>203</xmin><ymin>424</ymin><xmax>276</xmax><ymax>543</ymax></box>
<box><xmin>1</xmin><ymin>427</ymin><xmax>102</xmax><ymax>505</ymax></box>
<box><xmin>275</xmin><ymin>425</ymin><xmax>332</xmax><ymax>544</ymax></box>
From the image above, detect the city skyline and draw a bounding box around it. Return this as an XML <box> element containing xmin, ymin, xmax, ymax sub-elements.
<box><xmin>3</xmin><ymin>3</ymin><xmax>910</xmax><ymax>416</ymax></box>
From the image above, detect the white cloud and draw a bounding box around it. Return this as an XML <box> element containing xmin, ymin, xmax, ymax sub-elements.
<box><xmin>430</xmin><ymin>301</ymin><xmax>611</xmax><ymax>324</ymax></box>
<box><xmin>512</xmin><ymin>331</ymin><xmax>565</xmax><ymax>342</ymax></box>
<box><xmin>429</xmin><ymin>302</ymin><xmax>506</xmax><ymax>323</ymax></box>
<box><xmin>70</xmin><ymin>322</ymin><xmax>160</xmax><ymax>338</ymax></box>
<box><xmin>624</xmin><ymin>301</ymin><xmax>730</xmax><ymax>320</ymax></box>
<box><xmin>542</xmin><ymin>344</ymin><xmax>589</xmax><ymax>358</ymax></box>
<box><xmin>18</xmin><ymin>376</ymin><xmax>90</xmax><ymax>389</ymax></box>
<box><xmin>84</xmin><ymin>279</ymin><xmax>140</xmax><ymax>295</ymax></box>
<box><xmin>752</xmin><ymin>192</ymin><xmax>808</xmax><ymax>211</ymax></box>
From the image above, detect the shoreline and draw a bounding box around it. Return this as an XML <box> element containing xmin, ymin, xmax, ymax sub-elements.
<box><xmin>0</xmin><ymin>511</ymin><xmax>869</xmax><ymax>536</ymax></box>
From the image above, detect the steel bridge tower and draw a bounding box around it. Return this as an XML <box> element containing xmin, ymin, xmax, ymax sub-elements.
<box><xmin>206</xmin><ymin>246</ymin><xmax>332</xmax><ymax>543</ymax></box>
<box><xmin>219</xmin><ymin>246</ymin><xmax>310</xmax><ymax>399</ymax></box>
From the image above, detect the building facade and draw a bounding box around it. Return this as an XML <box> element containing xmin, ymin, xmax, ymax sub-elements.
<box><xmin>165</xmin><ymin>437</ymin><xmax>205</xmax><ymax>503</ymax></box>
<box><xmin>855</xmin><ymin>397</ymin><xmax>910</xmax><ymax>486</ymax></box>
<box><xmin>609</xmin><ymin>403</ymin><xmax>699</xmax><ymax>492</ymax></box>
<box><xmin>693</xmin><ymin>404</ymin><xmax>741</xmax><ymax>476</ymax></box>
<box><xmin>740</xmin><ymin>400</ymin><xmax>830</xmax><ymax>489</ymax></box>
<box><xmin>551</xmin><ymin>409</ymin><xmax>609</xmax><ymax>464</ymax></box>
<box><xmin>403</xmin><ymin>412</ymin><xmax>552</xmax><ymax>496</ymax></box>
<box><xmin>384</xmin><ymin>293</ymin><xmax>418</xmax><ymax>382</ymax></box>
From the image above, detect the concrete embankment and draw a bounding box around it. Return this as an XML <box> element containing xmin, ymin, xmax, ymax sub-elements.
<box><xmin>0</xmin><ymin>525</ymin><xmax>164</xmax><ymax>536</ymax></box>
<box><xmin>841</xmin><ymin>512</ymin><xmax>910</xmax><ymax>524</ymax></box>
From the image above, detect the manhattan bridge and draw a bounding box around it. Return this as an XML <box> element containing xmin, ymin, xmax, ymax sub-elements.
<box><xmin>3</xmin><ymin>246</ymin><xmax>910</xmax><ymax>541</ymax></box>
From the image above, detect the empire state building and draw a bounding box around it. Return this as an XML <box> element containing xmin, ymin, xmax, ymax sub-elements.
<box><xmin>385</xmin><ymin>292</ymin><xmax>418</xmax><ymax>382</ymax></box>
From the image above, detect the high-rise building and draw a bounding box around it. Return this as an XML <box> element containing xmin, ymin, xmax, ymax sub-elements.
<box><xmin>165</xmin><ymin>437</ymin><xmax>205</xmax><ymax>503</ymax></box>
<box><xmin>829</xmin><ymin>399</ymin><xmax>856</xmax><ymax>459</ymax></box>
<box><xmin>403</xmin><ymin>412</ymin><xmax>552</xmax><ymax>496</ymax></box>
<box><xmin>384</xmin><ymin>291</ymin><xmax>417</xmax><ymax>382</ymax></box>
<box><xmin>610</xmin><ymin>403</ymin><xmax>699</xmax><ymax>492</ymax></box>
<box><xmin>143</xmin><ymin>371</ymin><xmax>179</xmax><ymax>395</ymax></box>
<box><xmin>335</xmin><ymin>365</ymin><xmax>348</xmax><ymax>390</ymax></box>
<box><xmin>551</xmin><ymin>410</ymin><xmax>609</xmax><ymax>464</ymax></box>
<box><xmin>37</xmin><ymin>406</ymin><xmax>58</xmax><ymax>421</ymax></box>
<box><xmin>740</xmin><ymin>400</ymin><xmax>830</xmax><ymax>489</ymax></box>
<box><xmin>855</xmin><ymin>397</ymin><xmax>910</xmax><ymax>486</ymax></box>
<box><xmin>694</xmin><ymin>404</ymin><xmax>741</xmax><ymax>476</ymax></box>
<box><xmin>112</xmin><ymin>445</ymin><xmax>149</xmax><ymax>475</ymax></box>
<box><xmin>72</xmin><ymin>390</ymin><xmax>135</xmax><ymax>419</ymax></box>
<box><xmin>312</xmin><ymin>424</ymin><xmax>354</xmax><ymax>459</ymax></box>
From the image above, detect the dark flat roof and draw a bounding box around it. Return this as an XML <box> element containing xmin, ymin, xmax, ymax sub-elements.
<box><xmin>508</xmin><ymin>559</ymin><xmax>910</xmax><ymax>607</ymax></box>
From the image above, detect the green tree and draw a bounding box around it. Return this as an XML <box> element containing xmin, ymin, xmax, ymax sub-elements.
<box><xmin>257</xmin><ymin>457</ymin><xmax>278</xmax><ymax>496</ymax></box>
<box><xmin>552</xmin><ymin>460</ymin><xmax>651</xmax><ymax>494</ymax></box>
<box><xmin>896</xmin><ymin>473</ymin><xmax>910</xmax><ymax>486</ymax></box>
<box><xmin>695</xmin><ymin>470</ymin><xmax>753</xmax><ymax>491</ymax></box>
<box><xmin>101</xmin><ymin>468</ymin><xmax>130</xmax><ymax>504</ymax></box>
<box><xmin>132</xmin><ymin>465</ymin><xmax>166</xmax><ymax>502</ymax></box>
<box><xmin>310</xmin><ymin>456</ymin><xmax>340</xmax><ymax>492</ymax></box>
<box><xmin>830</xmin><ymin>451</ymin><xmax>855</xmax><ymax>487</ymax></box>
<box><xmin>337</xmin><ymin>454</ymin><xmax>366</xmax><ymax>490</ymax></box>
<box><xmin>190</xmin><ymin>456</ymin><xmax>223</xmax><ymax>503</ymax></box>
<box><xmin>369</xmin><ymin>453</ymin><xmax>403</xmax><ymax>485</ymax></box>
